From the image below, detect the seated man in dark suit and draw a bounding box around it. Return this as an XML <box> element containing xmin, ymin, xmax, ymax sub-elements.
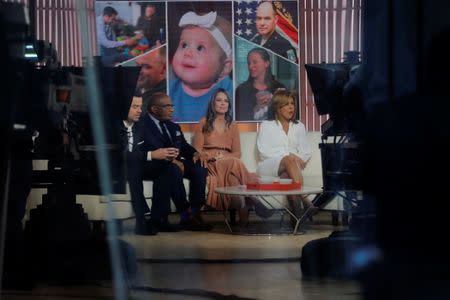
<box><xmin>120</xmin><ymin>97</ymin><xmax>190</xmax><ymax>235</ymax></box>
<box><xmin>120</xmin><ymin>95</ymin><xmax>178</xmax><ymax>235</ymax></box>
<box><xmin>141</xmin><ymin>92</ymin><xmax>212</xmax><ymax>231</ymax></box>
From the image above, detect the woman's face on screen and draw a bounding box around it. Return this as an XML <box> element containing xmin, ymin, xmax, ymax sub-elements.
<box><xmin>247</xmin><ymin>52</ymin><xmax>269</xmax><ymax>80</ymax></box>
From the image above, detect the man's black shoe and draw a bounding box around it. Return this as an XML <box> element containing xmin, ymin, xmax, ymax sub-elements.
<box><xmin>194</xmin><ymin>213</ymin><xmax>214</xmax><ymax>230</ymax></box>
<box><xmin>180</xmin><ymin>214</ymin><xmax>213</xmax><ymax>231</ymax></box>
<box><xmin>153</xmin><ymin>221</ymin><xmax>183</xmax><ymax>232</ymax></box>
<box><xmin>134</xmin><ymin>221</ymin><xmax>158</xmax><ymax>235</ymax></box>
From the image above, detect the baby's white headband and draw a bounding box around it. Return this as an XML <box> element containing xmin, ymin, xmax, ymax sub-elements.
<box><xmin>179</xmin><ymin>11</ymin><xmax>232</xmax><ymax>58</ymax></box>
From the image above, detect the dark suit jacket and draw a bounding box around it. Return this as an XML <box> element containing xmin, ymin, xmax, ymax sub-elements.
<box><xmin>141</xmin><ymin>113</ymin><xmax>197</xmax><ymax>161</ymax></box>
<box><xmin>119</xmin><ymin>121</ymin><xmax>146</xmax><ymax>179</ymax></box>
<box><xmin>140</xmin><ymin>113</ymin><xmax>206</xmax><ymax>212</ymax></box>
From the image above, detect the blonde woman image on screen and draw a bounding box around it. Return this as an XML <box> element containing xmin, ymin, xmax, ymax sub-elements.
<box><xmin>193</xmin><ymin>89</ymin><xmax>274</xmax><ymax>227</ymax></box>
<box><xmin>256</xmin><ymin>89</ymin><xmax>317</xmax><ymax>220</ymax></box>
<box><xmin>170</xmin><ymin>11</ymin><xmax>233</xmax><ymax>122</ymax></box>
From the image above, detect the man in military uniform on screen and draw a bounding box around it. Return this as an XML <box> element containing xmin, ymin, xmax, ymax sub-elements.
<box><xmin>251</xmin><ymin>1</ymin><xmax>298</xmax><ymax>63</ymax></box>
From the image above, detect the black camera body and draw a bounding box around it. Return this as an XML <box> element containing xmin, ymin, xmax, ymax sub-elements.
<box><xmin>29</xmin><ymin>63</ymin><xmax>143</xmax><ymax>195</ymax></box>
<box><xmin>305</xmin><ymin>55</ymin><xmax>363</xmax><ymax>193</ymax></box>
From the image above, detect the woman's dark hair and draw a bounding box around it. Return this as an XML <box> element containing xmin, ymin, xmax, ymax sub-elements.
<box><xmin>245</xmin><ymin>47</ymin><xmax>276</xmax><ymax>87</ymax></box>
<box><xmin>267</xmin><ymin>89</ymin><xmax>298</xmax><ymax>124</ymax></box>
<box><xmin>202</xmin><ymin>88</ymin><xmax>233</xmax><ymax>134</ymax></box>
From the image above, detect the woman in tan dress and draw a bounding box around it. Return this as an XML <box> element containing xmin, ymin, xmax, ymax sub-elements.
<box><xmin>193</xmin><ymin>88</ymin><xmax>272</xmax><ymax>226</ymax></box>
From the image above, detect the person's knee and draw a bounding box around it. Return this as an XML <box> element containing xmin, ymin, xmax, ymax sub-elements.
<box><xmin>282</xmin><ymin>155</ymin><xmax>296</xmax><ymax>165</ymax></box>
<box><xmin>152</xmin><ymin>164</ymin><xmax>183</xmax><ymax>186</ymax></box>
<box><xmin>166</xmin><ymin>163</ymin><xmax>183</xmax><ymax>179</ymax></box>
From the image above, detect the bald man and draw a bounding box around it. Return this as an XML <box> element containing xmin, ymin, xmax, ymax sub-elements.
<box><xmin>251</xmin><ymin>1</ymin><xmax>297</xmax><ymax>63</ymax></box>
<box><xmin>135</xmin><ymin>45</ymin><xmax>167</xmax><ymax>111</ymax></box>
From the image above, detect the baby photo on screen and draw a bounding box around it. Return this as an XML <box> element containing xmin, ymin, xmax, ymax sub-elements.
<box><xmin>168</xmin><ymin>2</ymin><xmax>233</xmax><ymax>122</ymax></box>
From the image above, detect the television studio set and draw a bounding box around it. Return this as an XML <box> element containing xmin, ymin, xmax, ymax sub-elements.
<box><xmin>1</xmin><ymin>1</ymin><xmax>450</xmax><ymax>299</ymax></box>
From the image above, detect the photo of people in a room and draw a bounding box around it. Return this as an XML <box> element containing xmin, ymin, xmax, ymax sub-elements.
<box><xmin>168</xmin><ymin>1</ymin><xmax>233</xmax><ymax>123</ymax></box>
<box><xmin>234</xmin><ymin>0</ymin><xmax>299</xmax><ymax>63</ymax></box>
<box><xmin>95</xmin><ymin>1</ymin><xmax>166</xmax><ymax>66</ymax></box>
<box><xmin>234</xmin><ymin>37</ymin><xmax>299</xmax><ymax>121</ymax></box>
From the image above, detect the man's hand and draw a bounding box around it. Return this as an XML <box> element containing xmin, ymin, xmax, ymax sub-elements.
<box><xmin>171</xmin><ymin>159</ymin><xmax>184</xmax><ymax>175</ymax></box>
<box><xmin>124</xmin><ymin>38</ymin><xmax>137</xmax><ymax>47</ymax></box>
<box><xmin>151</xmin><ymin>147</ymin><xmax>179</xmax><ymax>160</ymax></box>
<box><xmin>193</xmin><ymin>152</ymin><xmax>208</xmax><ymax>167</ymax></box>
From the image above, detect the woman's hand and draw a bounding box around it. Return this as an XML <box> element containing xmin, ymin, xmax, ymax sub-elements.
<box><xmin>289</xmin><ymin>153</ymin><xmax>306</xmax><ymax>170</ymax></box>
<box><xmin>193</xmin><ymin>152</ymin><xmax>208</xmax><ymax>167</ymax></box>
<box><xmin>214</xmin><ymin>150</ymin><xmax>224</xmax><ymax>161</ymax></box>
<box><xmin>248</xmin><ymin>172</ymin><xmax>259</xmax><ymax>183</ymax></box>
<box><xmin>255</xmin><ymin>91</ymin><xmax>273</xmax><ymax>108</ymax></box>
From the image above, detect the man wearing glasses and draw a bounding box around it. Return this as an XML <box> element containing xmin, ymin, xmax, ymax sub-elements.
<box><xmin>141</xmin><ymin>92</ymin><xmax>212</xmax><ymax>231</ymax></box>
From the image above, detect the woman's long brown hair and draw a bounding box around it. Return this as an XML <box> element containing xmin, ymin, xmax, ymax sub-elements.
<box><xmin>202</xmin><ymin>88</ymin><xmax>233</xmax><ymax>134</ymax></box>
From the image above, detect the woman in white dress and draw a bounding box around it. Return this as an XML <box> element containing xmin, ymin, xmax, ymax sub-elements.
<box><xmin>256</xmin><ymin>89</ymin><xmax>315</xmax><ymax>210</ymax></box>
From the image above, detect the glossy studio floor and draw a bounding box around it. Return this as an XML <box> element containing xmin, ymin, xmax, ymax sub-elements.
<box><xmin>1</xmin><ymin>211</ymin><xmax>362</xmax><ymax>300</ymax></box>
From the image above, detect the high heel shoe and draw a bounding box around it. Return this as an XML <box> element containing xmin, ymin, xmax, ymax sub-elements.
<box><xmin>254</xmin><ymin>201</ymin><xmax>275</xmax><ymax>219</ymax></box>
<box><xmin>246</xmin><ymin>196</ymin><xmax>275</xmax><ymax>219</ymax></box>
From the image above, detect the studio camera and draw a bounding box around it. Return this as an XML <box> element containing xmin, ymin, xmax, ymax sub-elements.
<box><xmin>1</xmin><ymin>2</ymin><xmax>137</xmax><ymax>284</ymax></box>
<box><xmin>300</xmin><ymin>51</ymin><xmax>372</xmax><ymax>279</ymax></box>
<box><xmin>305</xmin><ymin>51</ymin><xmax>364</xmax><ymax>199</ymax></box>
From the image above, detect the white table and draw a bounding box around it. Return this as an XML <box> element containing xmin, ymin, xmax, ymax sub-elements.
<box><xmin>215</xmin><ymin>186</ymin><xmax>323</xmax><ymax>234</ymax></box>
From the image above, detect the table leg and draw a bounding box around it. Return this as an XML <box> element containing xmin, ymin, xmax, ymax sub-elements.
<box><xmin>219</xmin><ymin>193</ymin><xmax>233</xmax><ymax>233</ymax></box>
<box><xmin>295</xmin><ymin>206</ymin><xmax>315</xmax><ymax>233</ymax></box>
<box><xmin>294</xmin><ymin>193</ymin><xmax>322</xmax><ymax>233</ymax></box>
<box><xmin>266</xmin><ymin>195</ymin><xmax>300</xmax><ymax>235</ymax></box>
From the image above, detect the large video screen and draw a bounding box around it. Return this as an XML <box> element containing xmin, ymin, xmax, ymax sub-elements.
<box><xmin>95</xmin><ymin>0</ymin><xmax>300</xmax><ymax>123</ymax></box>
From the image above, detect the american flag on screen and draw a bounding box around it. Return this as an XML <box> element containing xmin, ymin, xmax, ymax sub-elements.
<box><xmin>234</xmin><ymin>0</ymin><xmax>299</xmax><ymax>50</ymax></box>
<box><xmin>234</xmin><ymin>0</ymin><xmax>258</xmax><ymax>39</ymax></box>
